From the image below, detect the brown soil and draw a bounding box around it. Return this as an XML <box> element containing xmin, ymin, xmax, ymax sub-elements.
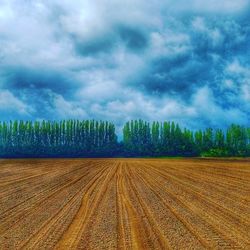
<box><xmin>0</xmin><ymin>158</ymin><xmax>249</xmax><ymax>249</ymax></box>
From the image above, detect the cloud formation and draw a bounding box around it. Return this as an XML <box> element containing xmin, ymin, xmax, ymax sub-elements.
<box><xmin>0</xmin><ymin>0</ymin><xmax>249</xmax><ymax>132</ymax></box>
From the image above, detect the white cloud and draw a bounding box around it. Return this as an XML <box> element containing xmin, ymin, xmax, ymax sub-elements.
<box><xmin>226</xmin><ymin>60</ymin><xmax>250</xmax><ymax>75</ymax></box>
<box><xmin>50</xmin><ymin>93</ymin><xmax>87</xmax><ymax>119</ymax></box>
<box><xmin>192</xmin><ymin>86</ymin><xmax>248</xmax><ymax>126</ymax></box>
<box><xmin>241</xmin><ymin>84</ymin><xmax>250</xmax><ymax>101</ymax></box>
<box><xmin>150</xmin><ymin>31</ymin><xmax>191</xmax><ymax>57</ymax></box>
<box><xmin>0</xmin><ymin>90</ymin><xmax>32</xmax><ymax>115</ymax></box>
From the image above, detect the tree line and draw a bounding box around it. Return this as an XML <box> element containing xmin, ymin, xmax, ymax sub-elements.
<box><xmin>0</xmin><ymin>119</ymin><xmax>249</xmax><ymax>157</ymax></box>
<box><xmin>0</xmin><ymin>120</ymin><xmax>117</xmax><ymax>157</ymax></box>
<box><xmin>123</xmin><ymin>120</ymin><xmax>250</xmax><ymax>157</ymax></box>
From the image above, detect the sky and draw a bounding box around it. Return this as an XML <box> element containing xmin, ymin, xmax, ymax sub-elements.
<box><xmin>0</xmin><ymin>0</ymin><xmax>249</xmax><ymax>133</ymax></box>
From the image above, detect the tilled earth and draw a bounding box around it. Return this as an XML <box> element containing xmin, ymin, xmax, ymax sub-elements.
<box><xmin>0</xmin><ymin>158</ymin><xmax>249</xmax><ymax>249</ymax></box>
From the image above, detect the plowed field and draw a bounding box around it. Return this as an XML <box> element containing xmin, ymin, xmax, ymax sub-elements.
<box><xmin>0</xmin><ymin>158</ymin><xmax>249</xmax><ymax>249</ymax></box>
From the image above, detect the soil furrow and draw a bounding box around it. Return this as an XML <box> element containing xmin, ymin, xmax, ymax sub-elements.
<box><xmin>135</xmin><ymin>163</ymin><xmax>246</xmax><ymax>249</ymax></box>
<box><xmin>142</xmin><ymin>163</ymin><xmax>250</xmax><ymax>245</ymax></box>
<box><xmin>55</xmin><ymin>162</ymin><xmax>116</xmax><ymax>249</ymax></box>
<box><xmin>0</xmin><ymin>158</ymin><xmax>249</xmax><ymax>249</ymax></box>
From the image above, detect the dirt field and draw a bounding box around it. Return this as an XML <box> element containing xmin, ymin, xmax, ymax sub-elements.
<box><xmin>0</xmin><ymin>158</ymin><xmax>249</xmax><ymax>249</ymax></box>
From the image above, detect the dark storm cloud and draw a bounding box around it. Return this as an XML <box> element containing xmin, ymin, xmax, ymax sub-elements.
<box><xmin>138</xmin><ymin>53</ymin><xmax>211</xmax><ymax>96</ymax></box>
<box><xmin>117</xmin><ymin>25</ymin><xmax>148</xmax><ymax>51</ymax></box>
<box><xmin>0</xmin><ymin>0</ymin><xmax>249</xmax><ymax>129</ymax></box>
<box><xmin>73</xmin><ymin>24</ymin><xmax>148</xmax><ymax>56</ymax></box>
<box><xmin>3</xmin><ymin>67</ymin><xmax>77</xmax><ymax>96</ymax></box>
<box><xmin>75</xmin><ymin>36</ymin><xmax>114</xmax><ymax>56</ymax></box>
<box><xmin>139</xmin><ymin>16</ymin><xmax>247</xmax><ymax>90</ymax></box>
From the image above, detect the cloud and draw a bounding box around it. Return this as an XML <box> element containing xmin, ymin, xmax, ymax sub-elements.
<box><xmin>0</xmin><ymin>0</ymin><xmax>249</xmax><ymax>132</ymax></box>
<box><xmin>191</xmin><ymin>86</ymin><xmax>248</xmax><ymax>126</ymax></box>
<box><xmin>0</xmin><ymin>90</ymin><xmax>32</xmax><ymax>119</ymax></box>
<box><xmin>51</xmin><ymin>92</ymin><xmax>87</xmax><ymax>119</ymax></box>
<box><xmin>166</xmin><ymin>0</ymin><xmax>250</xmax><ymax>13</ymax></box>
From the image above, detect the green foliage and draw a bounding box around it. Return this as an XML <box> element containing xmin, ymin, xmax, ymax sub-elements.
<box><xmin>0</xmin><ymin>120</ymin><xmax>118</xmax><ymax>157</ymax></box>
<box><xmin>0</xmin><ymin>120</ymin><xmax>249</xmax><ymax>157</ymax></box>
<box><xmin>123</xmin><ymin>120</ymin><xmax>198</xmax><ymax>156</ymax></box>
<box><xmin>201</xmin><ymin>149</ymin><xmax>229</xmax><ymax>157</ymax></box>
<box><xmin>122</xmin><ymin>121</ymin><xmax>250</xmax><ymax>157</ymax></box>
